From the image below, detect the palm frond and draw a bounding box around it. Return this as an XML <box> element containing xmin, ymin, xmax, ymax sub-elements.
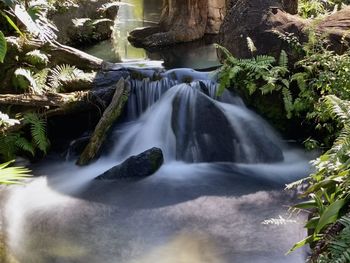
<box><xmin>0</xmin><ymin>160</ymin><xmax>31</xmax><ymax>185</ymax></box>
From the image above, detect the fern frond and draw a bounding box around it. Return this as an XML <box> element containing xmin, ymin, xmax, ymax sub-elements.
<box><xmin>214</xmin><ymin>44</ymin><xmax>234</xmax><ymax>60</ymax></box>
<box><xmin>323</xmin><ymin>216</ymin><xmax>350</xmax><ymax>263</ymax></box>
<box><xmin>291</xmin><ymin>72</ymin><xmax>308</xmax><ymax>92</ymax></box>
<box><xmin>279</xmin><ymin>50</ymin><xmax>288</xmax><ymax>67</ymax></box>
<box><xmin>15</xmin><ymin>137</ymin><xmax>35</xmax><ymax>157</ymax></box>
<box><xmin>255</xmin><ymin>55</ymin><xmax>276</xmax><ymax>66</ymax></box>
<box><xmin>324</xmin><ymin>95</ymin><xmax>350</xmax><ymax>125</ymax></box>
<box><xmin>23</xmin><ymin>113</ymin><xmax>50</xmax><ymax>154</ymax></box>
<box><xmin>0</xmin><ymin>134</ymin><xmax>19</xmax><ymax>161</ymax></box>
<box><xmin>282</xmin><ymin>87</ymin><xmax>294</xmax><ymax>119</ymax></box>
<box><xmin>34</xmin><ymin>68</ymin><xmax>50</xmax><ymax>91</ymax></box>
<box><xmin>48</xmin><ymin>64</ymin><xmax>81</xmax><ymax>91</ymax></box>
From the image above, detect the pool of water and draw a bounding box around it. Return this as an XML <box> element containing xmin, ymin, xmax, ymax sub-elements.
<box><xmin>83</xmin><ymin>0</ymin><xmax>221</xmax><ymax>70</ymax></box>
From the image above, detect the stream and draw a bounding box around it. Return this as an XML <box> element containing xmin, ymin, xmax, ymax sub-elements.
<box><xmin>1</xmin><ymin>1</ymin><xmax>312</xmax><ymax>263</ymax></box>
<box><xmin>1</xmin><ymin>69</ymin><xmax>311</xmax><ymax>263</ymax></box>
<box><xmin>83</xmin><ymin>0</ymin><xmax>221</xmax><ymax>70</ymax></box>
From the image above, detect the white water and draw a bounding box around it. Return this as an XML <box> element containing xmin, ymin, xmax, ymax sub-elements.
<box><xmin>2</xmin><ymin>72</ymin><xmax>311</xmax><ymax>263</ymax></box>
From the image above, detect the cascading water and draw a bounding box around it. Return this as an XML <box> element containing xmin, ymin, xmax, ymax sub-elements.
<box><xmin>1</xmin><ymin>69</ymin><xmax>311</xmax><ymax>263</ymax></box>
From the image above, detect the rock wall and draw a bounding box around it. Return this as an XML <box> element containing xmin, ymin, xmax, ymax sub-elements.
<box><xmin>49</xmin><ymin>0</ymin><xmax>119</xmax><ymax>46</ymax></box>
<box><xmin>206</xmin><ymin>0</ymin><xmax>226</xmax><ymax>34</ymax></box>
<box><xmin>128</xmin><ymin>0</ymin><xmax>226</xmax><ymax>47</ymax></box>
<box><xmin>218</xmin><ymin>0</ymin><xmax>300</xmax><ymax>59</ymax></box>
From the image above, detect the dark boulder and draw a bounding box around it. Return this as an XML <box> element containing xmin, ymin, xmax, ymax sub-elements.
<box><xmin>218</xmin><ymin>0</ymin><xmax>300</xmax><ymax>60</ymax></box>
<box><xmin>95</xmin><ymin>148</ymin><xmax>164</xmax><ymax>180</ymax></box>
<box><xmin>171</xmin><ymin>86</ymin><xmax>284</xmax><ymax>163</ymax></box>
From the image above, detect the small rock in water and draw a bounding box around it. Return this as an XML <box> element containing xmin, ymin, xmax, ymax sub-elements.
<box><xmin>95</xmin><ymin>148</ymin><xmax>164</xmax><ymax>180</ymax></box>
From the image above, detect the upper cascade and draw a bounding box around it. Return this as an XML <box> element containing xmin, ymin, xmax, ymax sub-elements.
<box><xmin>109</xmin><ymin>75</ymin><xmax>284</xmax><ymax>164</ymax></box>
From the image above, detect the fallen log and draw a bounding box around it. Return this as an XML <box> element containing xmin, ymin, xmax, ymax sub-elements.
<box><xmin>0</xmin><ymin>92</ymin><xmax>84</xmax><ymax>107</ymax></box>
<box><xmin>218</xmin><ymin>2</ymin><xmax>350</xmax><ymax>60</ymax></box>
<box><xmin>0</xmin><ymin>86</ymin><xmax>117</xmax><ymax>135</ymax></box>
<box><xmin>77</xmin><ymin>78</ymin><xmax>130</xmax><ymax>166</ymax></box>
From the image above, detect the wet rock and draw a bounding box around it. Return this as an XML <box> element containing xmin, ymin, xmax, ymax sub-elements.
<box><xmin>218</xmin><ymin>0</ymin><xmax>299</xmax><ymax>60</ymax></box>
<box><xmin>95</xmin><ymin>148</ymin><xmax>164</xmax><ymax>180</ymax></box>
<box><xmin>171</xmin><ymin>88</ymin><xmax>284</xmax><ymax>163</ymax></box>
<box><xmin>128</xmin><ymin>0</ymin><xmax>226</xmax><ymax>48</ymax></box>
<box><xmin>49</xmin><ymin>0</ymin><xmax>118</xmax><ymax>46</ymax></box>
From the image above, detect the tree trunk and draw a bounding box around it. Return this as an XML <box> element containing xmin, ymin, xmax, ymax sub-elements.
<box><xmin>77</xmin><ymin>78</ymin><xmax>130</xmax><ymax>166</ymax></box>
<box><xmin>218</xmin><ymin>2</ymin><xmax>350</xmax><ymax>60</ymax></box>
<box><xmin>128</xmin><ymin>0</ymin><xmax>226</xmax><ymax>47</ymax></box>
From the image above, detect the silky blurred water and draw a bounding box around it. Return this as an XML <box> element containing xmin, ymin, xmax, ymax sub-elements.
<box><xmin>1</xmin><ymin>73</ymin><xmax>311</xmax><ymax>263</ymax></box>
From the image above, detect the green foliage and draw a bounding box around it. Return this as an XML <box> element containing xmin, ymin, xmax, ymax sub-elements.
<box><xmin>0</xmin><ymin>113</ymin><xmax>49</xmax><ymax>161</ymax></box>
<box><xmin>0</xmin><ymin>160</ymin><xmax>31</xmax><ymax>185</ymax></box>
<box><xmin>215</xmin><ymin>44</ymin><xmax>292</xmax><ymax>117</ymax></box>
<box><xmin>23</xmin><ymin>112</ymin><xmax>50</xmax><ymax>154</ymax></box>
<box><xmin>290</xmin><ymin>95</ymin><xmax>350</xmax><ymax>257</ymax></box>
<box><xmin>298</xmin><ymin>0</ymin><xmax>350</xmax><ymax>19</ymax></box>
<box><xmin>0</xmin><ymin>30</ymin><xmax>7</xmax><ymax>63</ymax></box>
<box><xmin>298</xmin><ymin>0</ymin><xmax>327</xmax><ymax>18</ymax></box>
<box><xmin>316</xmin><ymin>216</ymin><xmax>350</xmax><ymax>262</ymax></box>
<box><xmin>13</xmin><ymin>67</ymin><xmax>39</xmax><ymax>92</ymax></box>
<box><xmin>24</xmin><ymin>50</ymin><xmax>49</xmax><ymax>66</ymax></box>
<box><xmin>48</xmin><ymin>64</ymin><xmax>82</xmax><ymax>91</ymax></box>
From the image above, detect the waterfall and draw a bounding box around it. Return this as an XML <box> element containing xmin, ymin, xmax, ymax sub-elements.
<box><xmin>1</xmin><ymin>69</ymin><xmax>311</xmax><ymax>263</ymax></box>
<box><xmin>110</xmin><ymin>75</ymin><xmax>283</xmax><ymax>164</ymax></box>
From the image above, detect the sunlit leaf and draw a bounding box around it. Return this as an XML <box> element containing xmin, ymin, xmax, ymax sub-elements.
<box><xmin>315</xmin><ymin>199</ymin><xmax>347</xmax><ymax>234</ymax></box>
<box><xmin>0</xmin><ymin>31</ymin><xmax>7</xmax><ymax>63</ymax></box>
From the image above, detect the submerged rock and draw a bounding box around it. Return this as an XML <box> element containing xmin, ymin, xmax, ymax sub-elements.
<box><xmin>171</xmin><ymin>87</ymin><xmax>284</xmax><ymax>163</ymax></box>
<box><xmin>95</xmin><ymin>148</ymin><xmax>164</xmax><ymax>180</ymax></box>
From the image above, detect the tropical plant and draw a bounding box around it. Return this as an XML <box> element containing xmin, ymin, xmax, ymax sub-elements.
<box><xmin>288</xmin><ymin>95</ymin><xmax>350</xmax><ymax>258</ymax></box>
<box><xmin>48</xmin><ymin>64</ymin><xmax>83</xmax><ymax>91</ymax></box>
<box><xmin>0</xmin><ymin>160</ymin><xmax>31</xmax><ymax>185</ymax></box>
<box><xmin>215</xmin><ymin>44</ymin><xmax>293</xmax><ymax>117</ymax></box>
<box><xmin>0</xmin><ymin>112</ymin><xmax>50</xmax><ymax>161</ymax></box>
<box><xmin>314</xmin><ymin>216</ymin><xmax>350</xmax><ymax>262</ymax></box>
<box><xmin>298</xmin><ymin>0</ymin><xmax>350</xmax><ymax>18</ymax></box>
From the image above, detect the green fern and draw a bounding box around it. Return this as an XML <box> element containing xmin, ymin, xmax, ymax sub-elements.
<box><xmin>317</xmin><ymin>216</ymin><xmax>350</xmax><ymax>263</ymax></box>
<box><xmin>24</xmin><ymin>50</ymin><xmax>49</xmax><ymax>66</ymax></box>
<box><xmin>23</xmin><ymin>113</ymin><xmax>50</xmax><ymax>154</ymax></box>
<box><xmin>0</xmin><ymin>133</ymin><xmax>20</xmax><ymax>160</ymax></box>
<box><xmin>282</xmin><ymin>87</ymin><xmax>294</xmax><ymax>119</ymax></box>
<box><xmin>279</xmin><ymin>50</ymin><xmax>288</xmax><ymax>67</ymax></box>
<box><xmin>34</xmin><ymin>68</ymin><xmax>50</xmax><ymax>91</ymax></box>
<box><xmin>15</xmin><ymin>137</ymin><xmax>35</xmax><ymax>157</ymax></box>
<box><xmin>48</xmin><ymin>64</ymin><xmax>82</xmax><ymax>91</ymax></box>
